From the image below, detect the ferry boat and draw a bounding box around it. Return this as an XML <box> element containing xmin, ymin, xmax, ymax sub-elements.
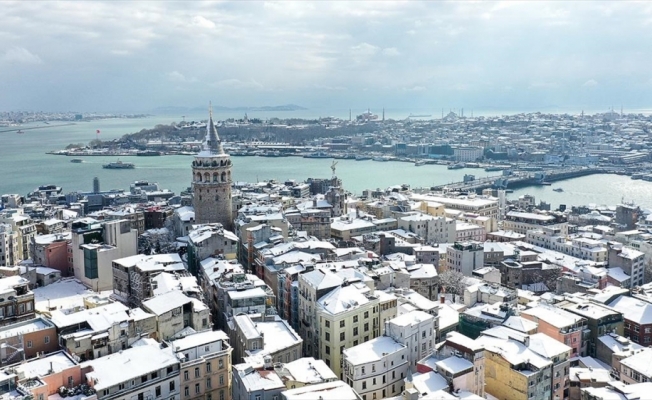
<box><xmin>70</xmin><ymin>159</ymin><xmax>83</xmax><ymax>163</ymax></box>
<box><xmin>355</xmin><ymin>155</ymin><xmax>372</xmax><ymax>161</ymax></box>
<box><xmin>137</xmin><ymin>150</ymin><xmax>162</xmax><ymax>156</ymax></box>
<box><xmin>485</xmin><ymin>165</ymin><xmax>510</xmax><ymax>172</ymax></box>
<box><xmin>103</xmin><ymin>160</ymin><xmax>135</xmax><ymax>169</ymax></box>
<box><xmin>304</xmin><ymin>151</ymin><xmax>331</xmax><ymax>159</ymax></box>
<box><xmin>333</xmin><ymin>153</ymin><xmax>356</xmax><ymax>159</ymax></box>
<box><xmin>372</xmin><ymin>156</ymin><xmax>391</xmax><ymax>162</ymax></box>
<box><xmin>447</xmin><ymin>163</ymin><xmax>464</xmax><ymax>170</ymax></box>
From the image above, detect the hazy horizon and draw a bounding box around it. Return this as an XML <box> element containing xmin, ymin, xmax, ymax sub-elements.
<box><xmin>3</xmin><ymin>1</ymin><xmax>652</xmax><ymax>113</ymax></box>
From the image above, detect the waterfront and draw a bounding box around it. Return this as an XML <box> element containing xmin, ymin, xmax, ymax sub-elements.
<box><xmin>3</xmin><ymin>115</ymin><xmax>652</xmax><ymax>209</ymax></box>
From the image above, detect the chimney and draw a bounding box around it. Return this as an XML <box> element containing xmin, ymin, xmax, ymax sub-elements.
<box><xmin>440</xmin><ymin>295</ymin><xmax>445</xmax><ymax>304</ymax></box>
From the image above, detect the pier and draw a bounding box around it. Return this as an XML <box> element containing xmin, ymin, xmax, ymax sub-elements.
<box><xmin>432</xmin><ymin>167</ymin><xmax>606</xmax><ymax>193</ymax></box>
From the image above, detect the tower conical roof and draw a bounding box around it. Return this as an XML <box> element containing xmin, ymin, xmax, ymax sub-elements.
<box><xmin>201</xmin><ymin>102</ymin><xmax>225</xmax><ymax>156</ymax></box>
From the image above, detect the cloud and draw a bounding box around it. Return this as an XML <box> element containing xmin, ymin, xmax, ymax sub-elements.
<box><xmin>405</xmin><ymin>86</ymin><xmax>427</xmax><ymax>92</ymax></box>
<box><xmin>166</xmin><ymin>71</ymin><xmax>198</xmax><ymax>83</ymax></box>
<box><xmin>583</xmin><ymin>79</ymin><xmax>598</xmax><ymax>87</ymax></box>
<box><xmin>192</xmin><ymin>16</ymin><xmax>216</xmax><ymax>29</ymax></box>
<box><xmin>351</xmin><ymin>42</ymin><xmax>379</xmax><ymax>56</ymax></box>
<box><xmin>2</xmin><ymin>47</ymin><xmax>42</xmax><ymax>64</ymax></box>
<box><xmin>313</xmin><ymin>84</ymin><xmax>347</xmax><ymax>91</ymax></box>
<box><xmin>212</xmin><ymin>79</ymin><xmax>264</xmax><ymax>90</ymax></box>
<box><xmin>382</xmin><ymin>47</ymin><xmax>400</xmax><ymax>57</ymax></box>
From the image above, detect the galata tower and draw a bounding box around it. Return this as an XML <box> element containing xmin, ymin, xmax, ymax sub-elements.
<box><xmin>191</xmin><ymin>104</ymin><xmax>233</xmax><ymax>230</ymax></box>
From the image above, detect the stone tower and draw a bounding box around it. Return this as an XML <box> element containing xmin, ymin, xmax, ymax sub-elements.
<box><xmin>192</xmin><ymin>104</ymin><xmax>233</xmax><ymax>230</ymax></box>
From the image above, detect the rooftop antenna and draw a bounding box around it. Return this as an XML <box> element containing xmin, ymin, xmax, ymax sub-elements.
<box><xmin>349</xmin><ymin>109</ymin><xmax>351</xmax><ymax>121</ymax></box>
<box><xmin>382</xmin><ymin>107</ymin><xmax>385</xmax><ymax>122</ymax></box>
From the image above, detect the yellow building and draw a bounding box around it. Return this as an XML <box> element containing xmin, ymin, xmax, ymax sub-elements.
<box><xmin>476</xmin><ymin>335</ymin><xmax>553</xmax><ymax>400</ymax></box>
<box><xmin>171</xmin><ymin>330</ymin><xmax>232</xmax><ymax>400</ymax></box>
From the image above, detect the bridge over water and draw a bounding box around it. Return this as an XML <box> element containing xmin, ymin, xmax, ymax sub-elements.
<box><xmin>432</xmin><ymin>167</ymin><xmax>606</xmax><ymax>193</ymax></box>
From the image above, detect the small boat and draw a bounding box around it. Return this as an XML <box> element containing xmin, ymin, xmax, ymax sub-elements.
<box><xmin>553</xmin><ymin>188</ymin><xmax>564</xmax><ymax>192</ymax></box>
<box><xmin>16</xmin><ymin>130</ymin><xmax>24</xmax><ymax>134</ymax></box>
<box><xmin>415</xmin><ymin>160</ymin><xmax>428</xmax><ymax>166</ymax></box>
<box><xmin>372</xmin><ymin>156</ymin><xmax>391</xmax><ymax>162</ymax></box>
<box><xmin>355</xmin><ymin>155</ymin><xmax>372</xmax><ymax>161</ymax></box>
<box><xmin>70</xmin><ymin>159</ymin><xmax>83</xmax><ymax>163</ymax></box>
<box><xmin>103</xmin><ymin>160</ymin><xmax>135</xmax><ymax>169</ymax></box>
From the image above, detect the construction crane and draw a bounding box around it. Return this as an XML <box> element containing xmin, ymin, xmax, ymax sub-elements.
<box><xmin>331</xmin><ymin>160</ymin><xmax>338</xmax><ymax>178</ymax></box>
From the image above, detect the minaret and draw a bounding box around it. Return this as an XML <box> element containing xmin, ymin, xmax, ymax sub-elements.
<box><xmin>191</xmin><ymin>103</ymin><xmax>233</xmax><ymax>230</ymax></box>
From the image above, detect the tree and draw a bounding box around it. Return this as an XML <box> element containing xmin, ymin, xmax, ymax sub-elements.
<box><xmin>437</xmin><ymin>270</ymin><xmax>466</xmax><ymax>296</ymax></box>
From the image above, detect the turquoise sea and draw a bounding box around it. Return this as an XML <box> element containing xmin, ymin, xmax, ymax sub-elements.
<box><xmin>2</xmin><ymin>112</ymin><xmax>652</xmax><ymax>209</ymax></box>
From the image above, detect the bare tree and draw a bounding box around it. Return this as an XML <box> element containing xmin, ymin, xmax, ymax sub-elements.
<box><xmin>437</xmin><ymin>270</ymin><xmax>466</xmax><ymax>296</ymax></box>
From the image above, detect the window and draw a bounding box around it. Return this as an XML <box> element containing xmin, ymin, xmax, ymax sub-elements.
<box><xmin>325</xmin><ymin>332</ymin><xmax>330</xmax><ymax>341</ymax></box>
<box><xmin>169</xmin><ymin>381</ymin><xmax>175</xmax><ymax>392</ymax></box>
<box><xmin>206</xmin><ymin>362</ymin><xmax>212</xmax><ymax>372</ymax></box>
<box><xmin>195</xmin><ymin>367</ymin><xmax>200</xmax><ymax>378</ymax></box>
<box><xmin>219</xmin><ymin>358</ymin><xmax>224</xmax><ymax>369</ymax></box>
<box><xmin>141</xmin><ymin>374</ymin><xmax>148</xmax><ymax>383</ymax></box>
<box><xmin>364</xmin><ymin>311</ymin><xmax>369</xmax><ymax>318</ymax></box>
<box><xmin>118</xmin><ymin>383</ymin><xmax>125</xmax><ymax>390</ymax></box>
<box><xmin>206</xmin><ymin>377</ymin><xmax>211</xmax><ymax>389</ymax></box>
<box><xmin>138</xmin><ymin>394</ymin><xmax>144</xmax><ymax>400</ymax></box>
<box><xmin>152</xmin><ymin>371</ymin><xmax>158</xmax><ymax>379</ymax></box>
<box><xmin>340</xmin><ymin>332</ymin><xmax>345</xmax><ymax>341</ymax></box>
<box><xmin>219</xmin><ymin>374</ymin><xmax>224</xmax><ymax>385</ymax></box>
<box><xmin>184</xmin><ymin>371</ymin><xmax>189</xmax><ymax>381</ymax></box>
<box><xmin>340</xmin><ymin>320</ymin><xmax>345</xmax><ymax>328</ymax></box>
<box><xmin>195</xmin><ymin>383</ymin><xmax>200</xmax><ymax>394</ymax></box>
<box><xmin>353</xmin><ymin>316</ymin><xmax>358</xmax><ymax>323</ymax></box>
<box><xmin>325</xmin><ymin>346</ymin><xmax>331</xmax><ymax>355</ymax></box>
<box><xmin>325</xmin><ymin>320</ymin><xmax>330</xmax><ymax>328</ymax></box>
<box><xmin>362</xmin><ymin>366</ymin><xmax>365</xmax><ymax>375</ymax></box>
<box><xmin>44</xmin><ymin>336</ymin><xmax>50</xmax><ymax>344</ymax></box>
<box><xmin>18</xmin><ymin>303</ymin><xmax>24</xmax><ymax>314</ymax></box>
<box><xmin>364</xmin><ymin>323</ymin><xmax>369</xmax><ymax>332</ymax></box>
<box><xmin>155</xmin><ymin>386</ymin><xmax>161</xmax><ymax>397</ymax></box>
<box><xmin>354</xmin><ymin>327</ymin><xmax>358</xmax><ymax>336</ymax></box>
<box><xmin>219</xmin><ymin>391</ymin><xmax>224</xmax><ymax>400</ymax></box>
<box><xmin>26</xmin><ymin>340</ymin><xmax>32</xmax><ymax>348</ymax></box>
<box><xmin>184</xmin><ymin>387</ymin><xmax>189</xmax><ymax>396</ymax></box>
<box><xmin>362</xmin><ymin>381</ymin><xmax>367</xmax><ymax>389</ymax></box>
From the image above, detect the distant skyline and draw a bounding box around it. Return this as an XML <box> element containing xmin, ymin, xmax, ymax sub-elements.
<box><xmin>2</xmin><ymin>1</ymin><xmax>652</xmax><ymax>113</ymax></box>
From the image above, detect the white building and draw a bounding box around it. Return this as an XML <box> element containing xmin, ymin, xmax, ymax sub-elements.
<box><xmin>82</xmin><ymin>342</ymin><xmax>181</xmax><ymax>400</ymax></box>
<box><xmin>398</xmin><ymin>213</ymin><xmax>456</xmax><ymax>244</ymax></box>
<box><xmin>385</xmin><ymin>310</ymin><xmax>436</xmax><ymax>371</ymax></box>
<box><xmin>503</xmin><ymin>211</ymin><xmax>568</xmax><ymax>235</ymax></box>
<box><xmin>446</xmin><ymin>242</ymin><xmax>484</xmax><ymax>276</ymax></box>
<box><xmin>342</xmin><ymin>336</ymin><xmax>409</xmax><ymax>400</ymax></box>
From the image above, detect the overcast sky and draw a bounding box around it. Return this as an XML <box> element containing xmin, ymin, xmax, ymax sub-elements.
<box><xmin>2</xmin><ymin>1</ymin><xmax>652</xmax><ymax>113</ymax></box>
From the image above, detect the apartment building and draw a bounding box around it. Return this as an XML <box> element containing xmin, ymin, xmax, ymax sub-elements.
<box><xmin>186</xmin><ymin>224</ymin><xmax>239</xmax><ymax>275</ymax></box>
<box><xmin>297</xmin><ymin>269</ymin><xmax>342</xmax><ymax>358</ymax></box>
<box><xmin>476</xmin><ymin>334</ymin><xmax>553</xmax><ymax>400</ymax></box>
<box><xmin>385</xmin><ymin>310</ymin><xmax>436</xmax><ymax>371</ymax></box>
<box><xmin>170</xmin><ymin>330</ymin><xmax>232</xmax><ymax>400</ymax></box>
<box><xmin>397</xmin><ymin>213</ymin><xmax>455</xmax><ymax>244</ymax></box>
<box><xmin>141</xmin><ymin>290</ymin><xmax>211</xmax><ymax>341</ymax></box>
<box><xmin>231</xmin><ymin>314</ymin><xmax>302</xmax><ymax>366</ymax></box>
<box><xmin>0</xmin><ymin>276</ymin><xmax>35</xmax><ymax>327</ymax></box>
<box><xmin>316</xmin><ymin>283</ymin><xmax>380</xmax><ymax>377</ymax></box>
<box><xmin>81</xmin><ymin>342</ymin><xmax>181</xmax><ymax>400</ymax></box>
<box><xmin>446</xmin><ymin>241</ymin><xmax>484</xmax><ymax>276</ymax></box>
<box><xmin>521</xmin><ymin>303</ymin><xmax>588</xmax><ymax>357</ymax></box>
<box><xmin>503</xmin><ymin>211</ymin><xmax>568</xmax><ymax>235</ymax></box>
<box><xmin>342</xmin><ymin>336</ymin><xmax>408</xmax><ymax>400</ymax></box>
